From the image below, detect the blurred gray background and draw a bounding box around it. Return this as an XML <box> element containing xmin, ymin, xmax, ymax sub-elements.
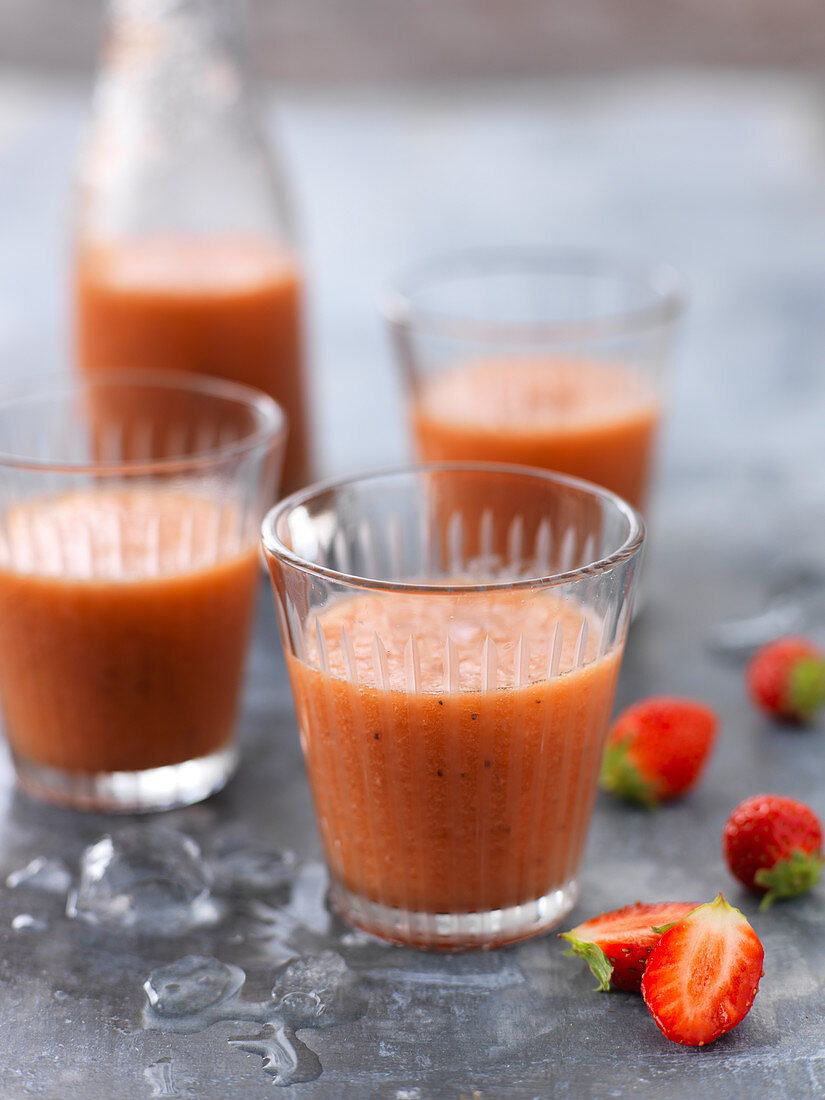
<box><xmin>2</xmin><ymin>0</ymin><xmax>825</xmax><ymax>79</ymax></box>
<box><xmin>1</xmin><ymin>0</ymin><xmax>824</xmax><ymax>486</ymax></box>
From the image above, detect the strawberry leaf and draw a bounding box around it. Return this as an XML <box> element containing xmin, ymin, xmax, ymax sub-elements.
<box><xmin>560</xmin><ymin>934</ymin><xmax>614</xmax><ymax>992</ymax></box>
<box><xmin>755</xmin><ymin>848</ymin><xmax>825</xmax><ymax>909</ymax></box>
<box><xmin>599</xmin><ymin>741</ymin><xmax>659</xmax><ymax>808</ymax></box>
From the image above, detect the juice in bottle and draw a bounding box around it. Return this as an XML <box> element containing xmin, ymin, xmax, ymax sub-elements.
<box><xmin>76</xmin><ymin>238</ymin><xmax>309</xmax><ymax>493</ymax></box>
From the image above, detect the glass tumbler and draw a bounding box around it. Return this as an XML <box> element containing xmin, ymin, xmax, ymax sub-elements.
<box><xmin>0</xmin><ymin>371</ymin><xmax>285</xmax><ymax>812</ymax></box>
<box><xmin>263</xmin><ymin>463</ymin><xmax>644</xmax><ymax>950</ymax></box>
<box><xmin>384</xmin><ymin>248</ymin><xmax>683</xmax><ymax>516</ymax></box>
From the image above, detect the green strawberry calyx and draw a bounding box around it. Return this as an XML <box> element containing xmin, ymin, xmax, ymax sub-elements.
<box><xmin>788</xmin><ymin>657</ymin><xmax>825</xmax><ymax>721</ymax></box>
<box><xmin>560</xmin><ymin>934</ymin><xmax>614</xmax><ymax>992</ymax></box>
<box><xmin>599</xmin><ymin>739</ymin><xmax>660</xmax><ymax>809</ymax></box>
<box><xmin>755</xmin><ymin>848</ymin><xmax>825</xmax><ymax>910</ymax></box>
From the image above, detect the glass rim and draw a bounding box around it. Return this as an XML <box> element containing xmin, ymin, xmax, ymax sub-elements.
<box><xmin>261</xmin><ymin>461</ymin><xmax>645</xmax><ymax>595</ymax></box>
<box><xmin>0</xmin><ymin>369</ymin><xmax>287</xmax><ymax>476</ymax></box>
<box><xmin>382</xmin><ymin>246</ymin><xmax>685</xmax><ymax>345</ymax></box>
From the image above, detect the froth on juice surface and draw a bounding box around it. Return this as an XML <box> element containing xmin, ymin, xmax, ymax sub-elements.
<box><xmin>0</xmin><ymin>488</ymin><xmax>259</xmax><ymax>774</ymax></box>
<box><xmin>285</xmin><ymin>587</ymin><xmax>621</xmax><ymax>919</ymax></box>
<box><xmin>411</xmin><ymin>356</ymin><xmax>660</xmax><ymax>511</ymax></box>
<box><xmin>75</xmin><ymin>237</ymin><xmax>309</xmax><ymax>494</ymax></box>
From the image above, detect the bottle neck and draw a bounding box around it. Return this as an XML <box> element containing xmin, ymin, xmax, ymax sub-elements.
<box><xmin>99</xmin><ymin>0</ymin><xmax>251</xmax><ymax>109</ymax></box>
<box><xmin>104</xmin><ymin>0</ymin><xmax>248</xmax><ymax>48</ymax></box>
<box><xmin>78</xmin><ymin>0</ymin><xmax>292</xmax><ymax>246</ymax></box>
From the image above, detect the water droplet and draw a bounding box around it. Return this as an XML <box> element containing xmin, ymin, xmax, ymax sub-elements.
<box><xmin>7</xmin><ymin>857</ymin><xmax>72</xmax><ymax>895</ymax></box>
<box><xmin>67</xmin><ymin>825</ymin><xmax>221</xmax><ymax>934</ymax></box>
<box><xmin>12</xmin><ymin>914</ymin><xmax>48</xmax><ymax>932</ymax></box>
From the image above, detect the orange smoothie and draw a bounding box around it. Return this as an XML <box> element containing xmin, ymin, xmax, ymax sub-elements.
<box><xmin>75</xmin><ymin>238</ymin><xmax>309</xmax><ymax>494</ymax></box>
<box><xmin>411</xmin><ymin>356</ymin><xmax>660</xmax><ymax>511</ymax></box>
<box><xmin>0</xmin><ymin>488</ymin><xmax>259</xmax><ymax>775</ymax></box>
<box><xmin>284</xmin><ymin>588</ymin><xmax>621</xmax><ymax>925</ymax></box>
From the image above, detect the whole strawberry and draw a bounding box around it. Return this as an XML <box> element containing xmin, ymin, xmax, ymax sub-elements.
<box><xmin>747</xmin><ymin>636</ymin><xmax>825</xmax><ymax>723</ymax></box>
<box><xmin>599</xmin><ymin>697</ymin><xmax>718</xmax><ymax>807</ymax></box>
<box><xmin>723</xmin><ymin>793</ymin><xmax>824</xmax><ymax>909</ymax></box>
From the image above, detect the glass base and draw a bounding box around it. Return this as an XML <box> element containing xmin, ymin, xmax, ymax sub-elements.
<box><xmin>13</xmin><ymin>745</ymin><xmax>238</xmax><ymax>813</ymax></box>
<box><xmin>329</xmin><ymin>878</ymin><xmax>578</xmax><ymax>951</ymax></box>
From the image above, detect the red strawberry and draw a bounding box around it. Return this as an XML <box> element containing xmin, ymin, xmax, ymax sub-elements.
<box><xmin>599</xmin><ymin>697</ymin><xmax>718</xmax><ymax>807</ymax></box>
<box><xmin>723</xmin><ymin>793</ymin><xmax>824</xmax><ymax>909</ymax></box>
<box><xmin>747</xmin><ymin>636</ymin><xmax>825</xmax><ymax>723</ymax></box>
<box><xmin>641</xmin><ymin>894</ymin><xmax>764</xmax><ymax>1046</ymax></box>
<box><xmin>560</xmin><ymin>901</ymin><xmax>699</xmax><ymax>992</ymax></box>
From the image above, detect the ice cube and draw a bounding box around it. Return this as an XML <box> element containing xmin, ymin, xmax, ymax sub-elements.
<box><xmin>271</xmin><ymin>951</ymin><xmax>364</xmax><ymax>1027</ymax></box>
<box><xmin>210</xmin><ymin>846</ymin><xmax>297</xmax><ymax>897</ymax></box>
<box><xmin>67</xmin><ymin>825</ymin><xmax>220</xmax><ymax>934</ymax></box>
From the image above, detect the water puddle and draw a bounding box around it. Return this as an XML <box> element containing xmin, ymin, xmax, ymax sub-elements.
<box><xmin>143</xmin><ymin>951</ymin><xmax>364</xmax><ymax>1086</ymax></box>
<box><xmin>3</xmin><ymin>822</ymin><xmax>529</xmax><ymax>1087</ymax></box>
<box><xmin>144</xmin><ymin>1057</ymin><xmax>180</xmax><ymax>1098</ymax></box>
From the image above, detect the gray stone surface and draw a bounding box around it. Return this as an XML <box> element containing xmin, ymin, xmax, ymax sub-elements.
<box><xmin>0</xmin><ymin>71</ymin><xmax>824</xmax><ymax>1097</ymax></box>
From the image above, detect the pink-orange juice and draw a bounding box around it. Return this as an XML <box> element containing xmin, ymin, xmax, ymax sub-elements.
<box><xmin>411</xmin><ymin>356</ymin><xmax>660</xmax><ymax>511</ymax></box>
<box><xmin>284</xmin><ymin>587</ymin><xmax>621</xmax><ymax>933</ymax></box>
<box><xmin>0</xmin><ymin>488</ymin><xmax>259</xmax><ymax>775</ymax></box>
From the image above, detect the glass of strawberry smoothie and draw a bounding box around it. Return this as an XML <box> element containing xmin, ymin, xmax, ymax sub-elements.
<box><xmin>263</xmin><ymin>464</ymin><xmax>644</xmax><ymax>950</ymax></box>
<box><xmin>0</xmin><ymin>372</ymin><xmax>285</xmax><ymax>812</ymax></box>
<box><xmin>384</xmin><ymin>249</ymin><xmax>683</xmax><ymax>516</ymax></box>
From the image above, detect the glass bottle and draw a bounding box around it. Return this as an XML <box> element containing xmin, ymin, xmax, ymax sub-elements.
<box><xmin>73</xmin><ymin>0</ymin><xmax>311</xmax><ymax>495</ymax></box>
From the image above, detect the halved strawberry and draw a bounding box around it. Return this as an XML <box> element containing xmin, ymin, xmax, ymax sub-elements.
<box><xmin>560</xmin><ymin>901</ymin><xmax>699</xmax><ymax>992</ymax></box>
<box><xmin>600</xmin><ymin>697</ymin><xmax>718</xmax><ymax>807</ymax></box>
<box><xmin>641</xmin><ymin>894</ymin><xmax>764</xmax><ymax>1046</ymax></box>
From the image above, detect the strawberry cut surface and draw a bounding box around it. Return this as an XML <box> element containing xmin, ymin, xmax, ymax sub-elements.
<box><xmin>560</xmin><ymin>901</ymin><xmax>699</xmax><ymax>992</ymax></box>
<box><xmin>641</xmin><ymin>894</ymin><xmax>764</xmax><ymax>1046</ymax></box>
